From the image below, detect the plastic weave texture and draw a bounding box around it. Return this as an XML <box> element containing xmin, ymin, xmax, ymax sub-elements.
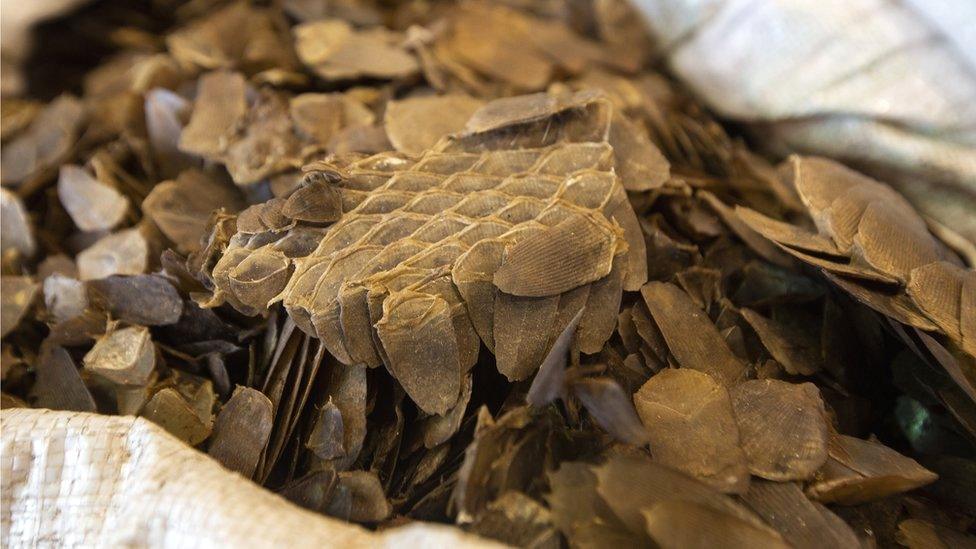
<box><xmin>0</xmin><ymin>408</ymin><xmax>504</xmax><ymax>548</ymax></box>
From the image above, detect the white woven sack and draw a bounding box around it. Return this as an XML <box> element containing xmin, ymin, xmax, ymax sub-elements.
<box><xmin>634</xmin><ymin>0</ymin><xmax>976</xmax><ymax>245</ymax></box>
<box><xmin>0</xmin><ymin>409</ymin><xmax>504</xmax><ymax>548</ymax></box>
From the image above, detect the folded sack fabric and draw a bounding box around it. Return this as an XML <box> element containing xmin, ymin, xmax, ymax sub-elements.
<box><xmin>635</xmin><ymin>0</ymin><xmax>976</xmax><ymax>246</ymax></box>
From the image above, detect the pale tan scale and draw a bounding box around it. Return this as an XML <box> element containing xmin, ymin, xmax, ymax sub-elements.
<box><xmin>212</xmin><ymin>91</ymin><xmax>648</xmax><ymax>413</ymax></box>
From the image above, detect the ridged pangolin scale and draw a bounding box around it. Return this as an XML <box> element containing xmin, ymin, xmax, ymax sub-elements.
<box><xmin>209</xmin><ymin>90</ymin><xmax>648</xmax><ymax>414</ymax></box>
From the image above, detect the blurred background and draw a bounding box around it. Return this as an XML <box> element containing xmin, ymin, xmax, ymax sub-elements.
<box><xmin>4</xmin><ymin>0</ymin><xmax>974</xmax><ymax>253</ymax></box>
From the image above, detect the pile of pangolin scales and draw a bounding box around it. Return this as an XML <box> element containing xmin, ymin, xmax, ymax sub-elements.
<box><xmin>1</xmin><ymin>1</ymin><xmax>974</xmax><ymax>547</ymax></box>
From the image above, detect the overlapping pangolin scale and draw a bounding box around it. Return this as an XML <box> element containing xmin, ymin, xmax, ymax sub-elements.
<box><xmin>212</xmin><ymin>94</ymin><xmax>648</xmax><ymax>415</ymax></box>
